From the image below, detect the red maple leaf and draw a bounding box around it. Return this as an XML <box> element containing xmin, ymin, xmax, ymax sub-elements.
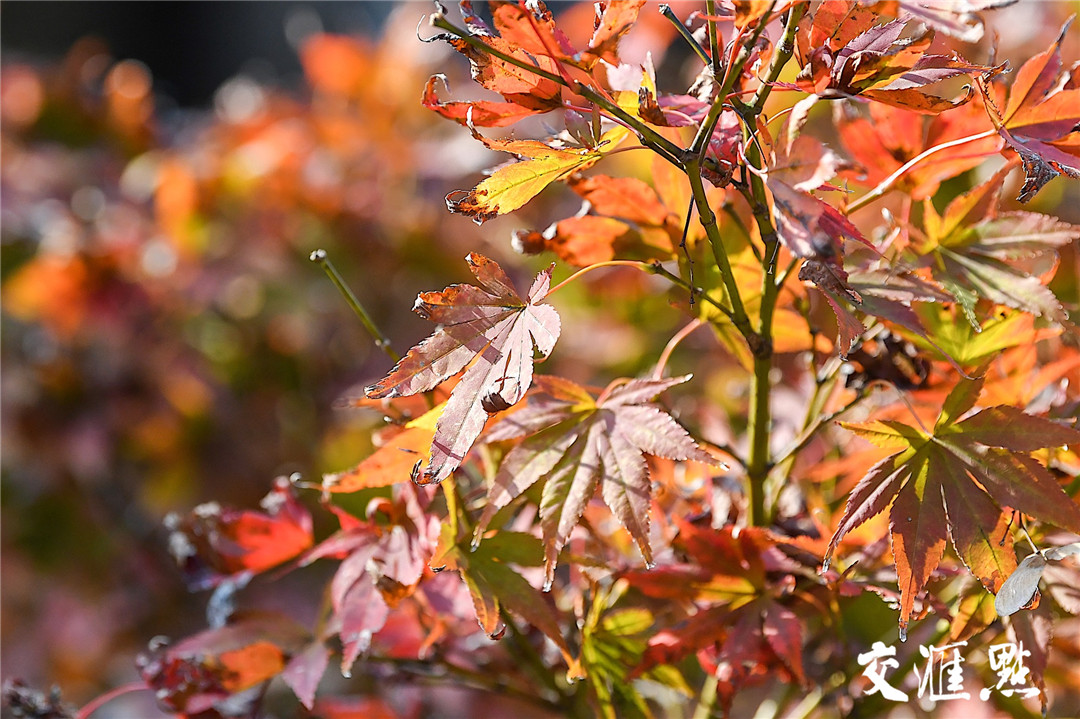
<box><xmin>793</xmin><ymin>3</ymin><xmax>988</xmax><ymax>113</ymax></box>
<box><xmin>302</xmin><ymin>485</ymin><xmax>440</xmax><ymax>674</ymax></box>
<box><xmin>166</xmin><ymin>478</ymin><xmax>313</xmax><ymax>591</ymax></box>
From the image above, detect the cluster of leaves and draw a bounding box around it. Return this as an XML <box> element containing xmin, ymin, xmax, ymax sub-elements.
<box><xmin>5</xmin><ymin>2</ymin><xmax>1080</xmax><ymax>719</ymax></box>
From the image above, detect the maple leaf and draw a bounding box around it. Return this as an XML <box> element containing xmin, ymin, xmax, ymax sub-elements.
<box><xmin>793</xmin><ymin>4</ymin><xmax>988</xmax><ymax>113</ymax></box>
<box><xmin>1006</xmin><ymin>602</ymin><xmax>1054</xmax><ymax>712</ymax></box>
<box><xmin>447</xmin><ymin>125</ymin><xmax>627</xmax><ymax>223</ymax></box>
<box><xmin>834</xmin><ymin>100</ymin><xmax>1001</xmax><ymax>201</ymax></box>
<box><xmin>366</xmin><ymin>254</ymin><xmax>560</xmax><ymax>484</ymax></box>
<box><xmin>914</xmin><ymin>170</ymin><xmax>1079</xmax><ymax>324</ymax></box>
<box><xmin>431</xmin><ymin>526</ymin><xmax>583</xmax><ymax>676</ymax></box>
<box><xmin>322</xmin><ymin>403</ymin><xmax>442</xmax><ymax>492</ymax></box>
<box><xmin>764</xmin><ymin>96</ymin><xmax>871</xmax><ymax>260</ymax></box>
<box><xmin>136</xmin><ymin>614</ymin><xmax>310</xmax><ymax>716</ymax></box>
<box><xmin>473</xmin><ymin>375</ymin><xmax>720</xmax><ymax>588</ymax></box>
<box><xmin>165</xmin><ymin>477</ymin><xmax>313</xmax><ymax>591</ymax></box>
<box><xmin>302</xmin><ymin>484</ymin><xmax>440</xmax><ymax>674</ymax></box>
<box><xmin>434</xmin><ymin>3</ymin><xmax>563</xmax><ymax>112</ymax></box>
<box><xmin>280</xmin><ymin>641</ymin><xmax>331</xmax><ymax>710</ymax></box>
<box><xmin>976</xmin><ymin>19</ymin><xmax>1080</xmax><ymax>202</ymax></box>
<box><xmin>422</xmin><ymin>75</ymin><xmax>544</xmax><ymax>127</ymax></box>
<box><xmin>907</xmin><ymin>306</ymin><xmax>1047</xmax><ymax>370</ymax></box>
<box><xmin>800</xmin><ymin>257</ymin><xmax>967</xmax><ymax>362</ymax></box>
<box><xmin>513</xmin><ymin>173</ymin><xmax>678</xmax><ymax>266</ymax></box>
<box><xmin>825</xmin><ymin>378</ymin><xmax>1080</xmax><ymax>637</ymax></box>
<box><xmin>581</xmin><ymin>0</ymin><xmax>648</xmax><ymax>67</ymax></box>
<box><xmin>623</xmin><ymin>520</ymin><xmax>810</xmax><ymax>714</ymax></box>
<box><xmin>462</xmin><ymin>0</ymin><xmax>645</xmax><ymax>71</ymax></box>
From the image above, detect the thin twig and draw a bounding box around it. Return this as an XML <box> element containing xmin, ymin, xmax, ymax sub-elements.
<box><xmin>653</xmin><ymin>318</ymin><xmax>706</xmax><ymax>379</ymax></box>
<box><xmin>649</xmin><ymin>261</ymin><xmax>736</xmax><ymax>321</ymax></box>
<box><xmin>680</xmin><ymin>195</ymin><xmax>697</xmax><ymax>301</ymax></box>
<box><xmin>311</xmin><ymin>249</ymin><xmax>400</xmax><ymax>363</ymax></box>
<box><xmin>745</xmin><ymin>3</ymin><xmax>808</xmax><ymax>115</ymax></box>
<box><xmin>366</xmin><ymin>654</ymin><xmax>562</xmax><ymax>712</ymax></box>
<box><xmin>545</xmin><ymin>260</ymin><xmax>653</xmax><ymax>297</ymax></box>
<box><xmin>76</xmin><ymin>683</ymin><xmax>151</xmax><ymax>719</ymax></box>
<box><xmin>660</xmin><ymin>5</ymin><xmax>712</xmax><ymax>67</ymax></box>
<box><xmin>688</xmin><ymin>2</ymin><xmax>775</xmax><ymax>160</ymax></box>
<box><xmin>705</xmin><ymin>0</ymin><xmax>724</xmax><ymax>79</ymax></box>
<box><xmin>843</xmin><ymin>129</ymin><xmax>999</xmax><ymax>215</ymax></box>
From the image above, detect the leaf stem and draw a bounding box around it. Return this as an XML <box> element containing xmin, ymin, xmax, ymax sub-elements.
<box><xmin>653</xmin><ymin>318</ymin><xmax>706</xmax><ymax>380</ymax></box>
<box><xmin>310</xmin><ymin>249</ymin><xmax>401</xmax><ymax>363</ymax></box>
<box><xmin>545</xmin><ymin>260</ymin><xmax>653</xmax><ymax>297</ymax></box>
<box><xmin>76</xmin><ymin>683</ymin><xmax>151</xmax><ymax>719</ymax></box>
<box><xmin>843</xmin><ymin>129</ymin><xmax>999</xmax><ymax>215</ymax></box>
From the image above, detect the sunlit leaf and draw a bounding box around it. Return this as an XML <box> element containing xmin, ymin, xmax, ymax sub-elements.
<box><xmin>366</xmin><ymin>255</ymin><xmax>560</xmax><ymax>484</ymax></box>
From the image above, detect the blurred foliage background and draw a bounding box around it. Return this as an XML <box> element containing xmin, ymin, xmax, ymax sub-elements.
<box><xmin>2</xmin><ymin>1</ymin><xmax>1078</xmax><ymax>716</ymax></box>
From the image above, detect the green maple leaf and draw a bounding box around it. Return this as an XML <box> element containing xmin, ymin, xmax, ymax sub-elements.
<box><xmin>825</xmin><ymin>377</ymin><xmax>1080</xmax><ymax>637</ymax></box>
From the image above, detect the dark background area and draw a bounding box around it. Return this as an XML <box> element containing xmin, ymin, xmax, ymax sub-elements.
<box><xmin>1</xmin><ymin>2</ymin><xmax>393</xmax><ymax>106</ymax></box>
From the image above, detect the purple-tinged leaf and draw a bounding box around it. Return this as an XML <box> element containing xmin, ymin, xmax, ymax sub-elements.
<box><xmin>366</xmin><ymin>255</ymin><xmax>560</xmax><ymax>484</ymax></box>
<box><xmin>476</xmin><ymin>375</ymin><xmax>718</xmax><ymax>584</ymax></box>
<box><xmin>281</xmin><ymin>641</ymin><xmax>330</xmax><ymax>710</ymax></box>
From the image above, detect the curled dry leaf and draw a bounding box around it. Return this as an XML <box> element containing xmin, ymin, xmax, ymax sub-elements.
<box><xmin>996</xmin><ymin>542</ymin><xmax>1080</xmax><ymax>616</ymax></box>
<box><xmin>422</xmin><ymin>74</ymin><xmax>542</xmax><ymax>127</ymax></box>
<box><xmin>975</xmin><ymin>19</ymin><xmax>1080</xmax><ymax>202</ymax></box>
<box><xmin>447</xmin><ymin>125</ymin><xmax>627</xmax><ymax>223</ymax></box>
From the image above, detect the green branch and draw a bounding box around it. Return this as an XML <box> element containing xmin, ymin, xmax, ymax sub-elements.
<box><xmin>745</xmin><ymin>3</ymin><xmax>808</xmax><ymax>116</ymax></box>
<box><xmin>659</xmin><ymin>4</ymin><xmax>712</xmax><ymax>68</ymax></box>
<box><xmin>727</xmin><ymin>5</ymin><xmax>811</xmax><ymax>524</ymax></box>
<box><xmin>688</xmin><ymin>0</ymin><xmax>775</xmax><ymax>159</ymax></box>
<box><xmin>684</xmin><ymin>161</ymin><xmax>761</xmax><ymax>353</ymax></box>
<box><xmin>705</xmin><ymin>0</ymin><xmax>724</xmax><ymax>79</ymax></box>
